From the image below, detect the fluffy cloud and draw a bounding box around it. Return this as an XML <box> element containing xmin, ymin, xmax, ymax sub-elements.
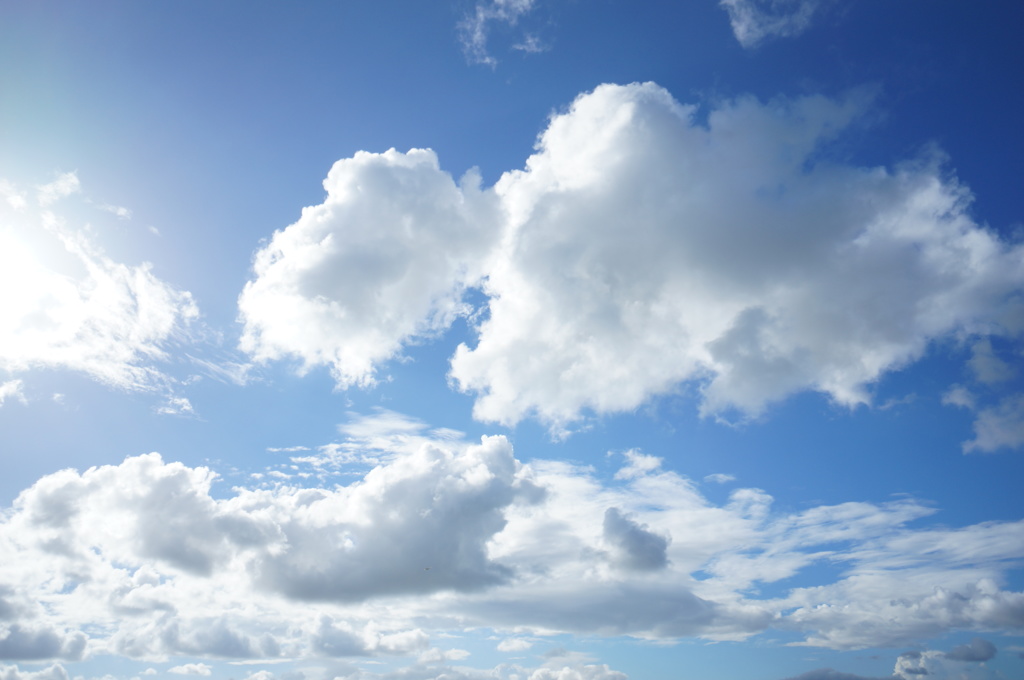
<box><xmin>168</xmin><ymin>663</ymin><xmax>212</xmax><ymax>676</ymax></box>
<box><xmin>451</xmin><ymin>83</ymin><xmax>1024</xmax><ymax>428</ymax></box>
<box><xmin>0</xmin><ymin>625</ymin><xmax>84</xmax><ymax>661</ymax></box>
<box><xmin>238</xmin><ymin>149</ymin><xmax>500</xmax><ymax>388</ymax></box>
<box><xmin>253</xmin><ymin>435</ymin><xmax>521</xmax><ymax>601</ymax></box>
<box><xmin>0</xmin><ymin>665</ymin><xmax>69</xmax><ymax>680</ymax></box>
<box><xmin>719</xmin><ymin>0</ymin><xmax>831</xmax><ymax>47</ymax></box>
<box><xmin>1</xmin><ymin>416</ymin><xmax>1022</xmax><ymax>665</ymax></box>
<box><xmin>0</xmin><ymin>174</ymin><xmax>198</xmax><ymax>395</ymax></box>
<box><xmin>239</xmin><ymin>83</ymin><xmax>1024</xmax><ymax>432</ymax></box>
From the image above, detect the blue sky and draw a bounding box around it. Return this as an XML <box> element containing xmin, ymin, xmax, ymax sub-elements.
<box><xmin>1</xmin><ymin>2</ymin><xmax>1024</xmax><ymax>679</ymax></box>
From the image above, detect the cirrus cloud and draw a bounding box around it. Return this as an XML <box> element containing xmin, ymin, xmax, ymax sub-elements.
<box><xmin>0</xmin><ymin>173</ymin><xmax>199</xmax><ymax>398</ymax></box>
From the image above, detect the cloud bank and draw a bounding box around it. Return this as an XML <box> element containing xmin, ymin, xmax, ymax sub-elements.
<box><xmin>1</xmin><ymin>417</ymin><xmax>1022</xmax><ymax>665</ymax></box>
<box><xmin>241</xmin><ymin>83</ymin><xmax>1024</xmax><ymax>432</ymax></box>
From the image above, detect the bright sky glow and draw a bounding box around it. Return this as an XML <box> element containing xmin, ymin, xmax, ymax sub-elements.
<box><xmin>1</xmin><ymin>2</ymin><xmax>1023</xmax><ymax>680</ymax></box>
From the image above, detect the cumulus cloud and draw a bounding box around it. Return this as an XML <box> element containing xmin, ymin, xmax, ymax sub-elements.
<box><xmin>253</xmin><ymin>435</ymin><xmax>520</xmax><ymax>601</ymax></box>
<box><xmin>238</xmin><ymin>149</ymin><xmax>500</xmax><ymax>389</ymax></box>
<box><xmin>0</xmin><ymin>173</ymin><xmax>198</xmax><ymax>396</ymax></box>
<box><xmin>1</xmin><ymin>415</ymin><xmax>1023</xmax><ymax>663</ymax></box>
<box><xmin>720</xmin><ymin>0</ymin><xmax>832</xmax><ymax>48</ymax></box>
<box><xmin>239</xmin><ymin>83</ymin><xmax>1024</xmax><ymax>432</ymax></box>
<box><xmin>0</xmin><ymin>625</ymin><xmax>85</xmax><ymax>661</ymax></box>
<box><xmin>0</xmin><ymin>664</ymin><xmax>69</xmax><ymax>680</ymax></box>
<box><xmin>450</xmin><ymin>83</ymin><xmax>1024</xmax><ymax>429</ymax></box>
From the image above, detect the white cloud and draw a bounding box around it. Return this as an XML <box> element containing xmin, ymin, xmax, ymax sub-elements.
<box><xmin>458</xmin><ymin>0</ymin><xmax>539</xmax><ymax>66</ymax></box>
<box><xmin>496</xmin><ymin>637</ymin><xmax>533</xmax><ymax>652</ymax></box>
<box><xmin>0</xmin><ymin>380</ymin><xmax>25</xmax><ymax>407</ymax></box>
<box><xmin>704</xmin><ymin>473</ymin><xmax>736</xmax><ymax>484</ymax></box>
<box><xmin>0</xmin><ymin>665</ymin><xmax>69</xmax><ymax>680</ymax></box>
<box><xmin>0</xmin><ymin>174</ymin><xmax>199</xmax><ymax>396</ymax></box>
<box><xmin>35</xmin><ymin>173</ymin><xmax>80</xmax><ymax>207</ymax></box>
<box><xmin>168</xmin><ymin>662</ymin><xmax>212</xmax><ymax>675</ymax></box>
<box><xmin>238</xmin><ymin>84</ymin><xmax>1024</xmax><ymax>432</ymax></box>
<box><xmin>1</xmin><ymin>417</ymin><xmax>1022</xmax><ymax>662</ymax></box>
<box><xmin>238</xmin><ymin>149</ymin><xmax>501</xmax><ymax>389</ymax></box>
<box><xmin>242</xmin><ymin>672</ymin><xmax>275</xmax><ymax>680</ymax></box>
<box><xmin>449</xmin><ymin>83</ymin><xmax>1024</xmax><ymax>429</ymax></box>
<box><xmin>612</xmin><ymin>449</ymin><xmax>662</xmax><ymax>481</ymax></box>
<box><xmin>418</xmin><ymin>646</ymin><xmax>471</xmax><ymax>664</ymax></box>
<box><xmin>719</xmin><ymin>0</ymin><xmax>831</xmax><ymax>48</ymax></box>
<box><xmin>156</xmin><ymin>396</ymin><xmax>196</xmax><ymax>416</ymax></box>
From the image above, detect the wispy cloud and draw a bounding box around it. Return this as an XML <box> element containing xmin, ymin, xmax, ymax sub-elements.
<box><xmin>0</xmin><ymin>173</ymin><xmax>199</xmax><ymax>401</ymax></box>
<box><xmin>458</xmin><ymin>0</ymin><xmax>542</xmax><ymax>66</ymax></box>
<box><xmin>720</xmin><ymin>0</ymin><xmax>833</xmax><ymax>48</ymax></box>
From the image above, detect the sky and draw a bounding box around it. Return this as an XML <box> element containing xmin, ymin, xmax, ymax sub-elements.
<box><xmin>1</xmin><ymin>1</ymin><xmax>1023</xmax><ymax>679</ymax></box>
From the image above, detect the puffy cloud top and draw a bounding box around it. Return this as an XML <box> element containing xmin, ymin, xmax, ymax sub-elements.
<box><xmin>239</xmin><ymin>82</ymin><xmax>1024</xmax><ymax>432</ymax></box>
<box><xmin>239</xmin><ymin>148</ymin><xmax>500</xmax><ymax>388</ymax></box>
<box><xmin>452</xmin><ymin>83</ymin><xmax>1024</xmax><ymax>427</ymax></box>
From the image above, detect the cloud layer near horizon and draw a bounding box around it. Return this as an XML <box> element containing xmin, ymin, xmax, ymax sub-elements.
<box><xmin>239</xmin><ymin>83</ymin><xmax>1024</xmax><ymax>432</ymax></box>
<box><xmin>1</xmin><ymin>413</ymin><xmax>1022</xmax><ymax>666</ymax></box>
